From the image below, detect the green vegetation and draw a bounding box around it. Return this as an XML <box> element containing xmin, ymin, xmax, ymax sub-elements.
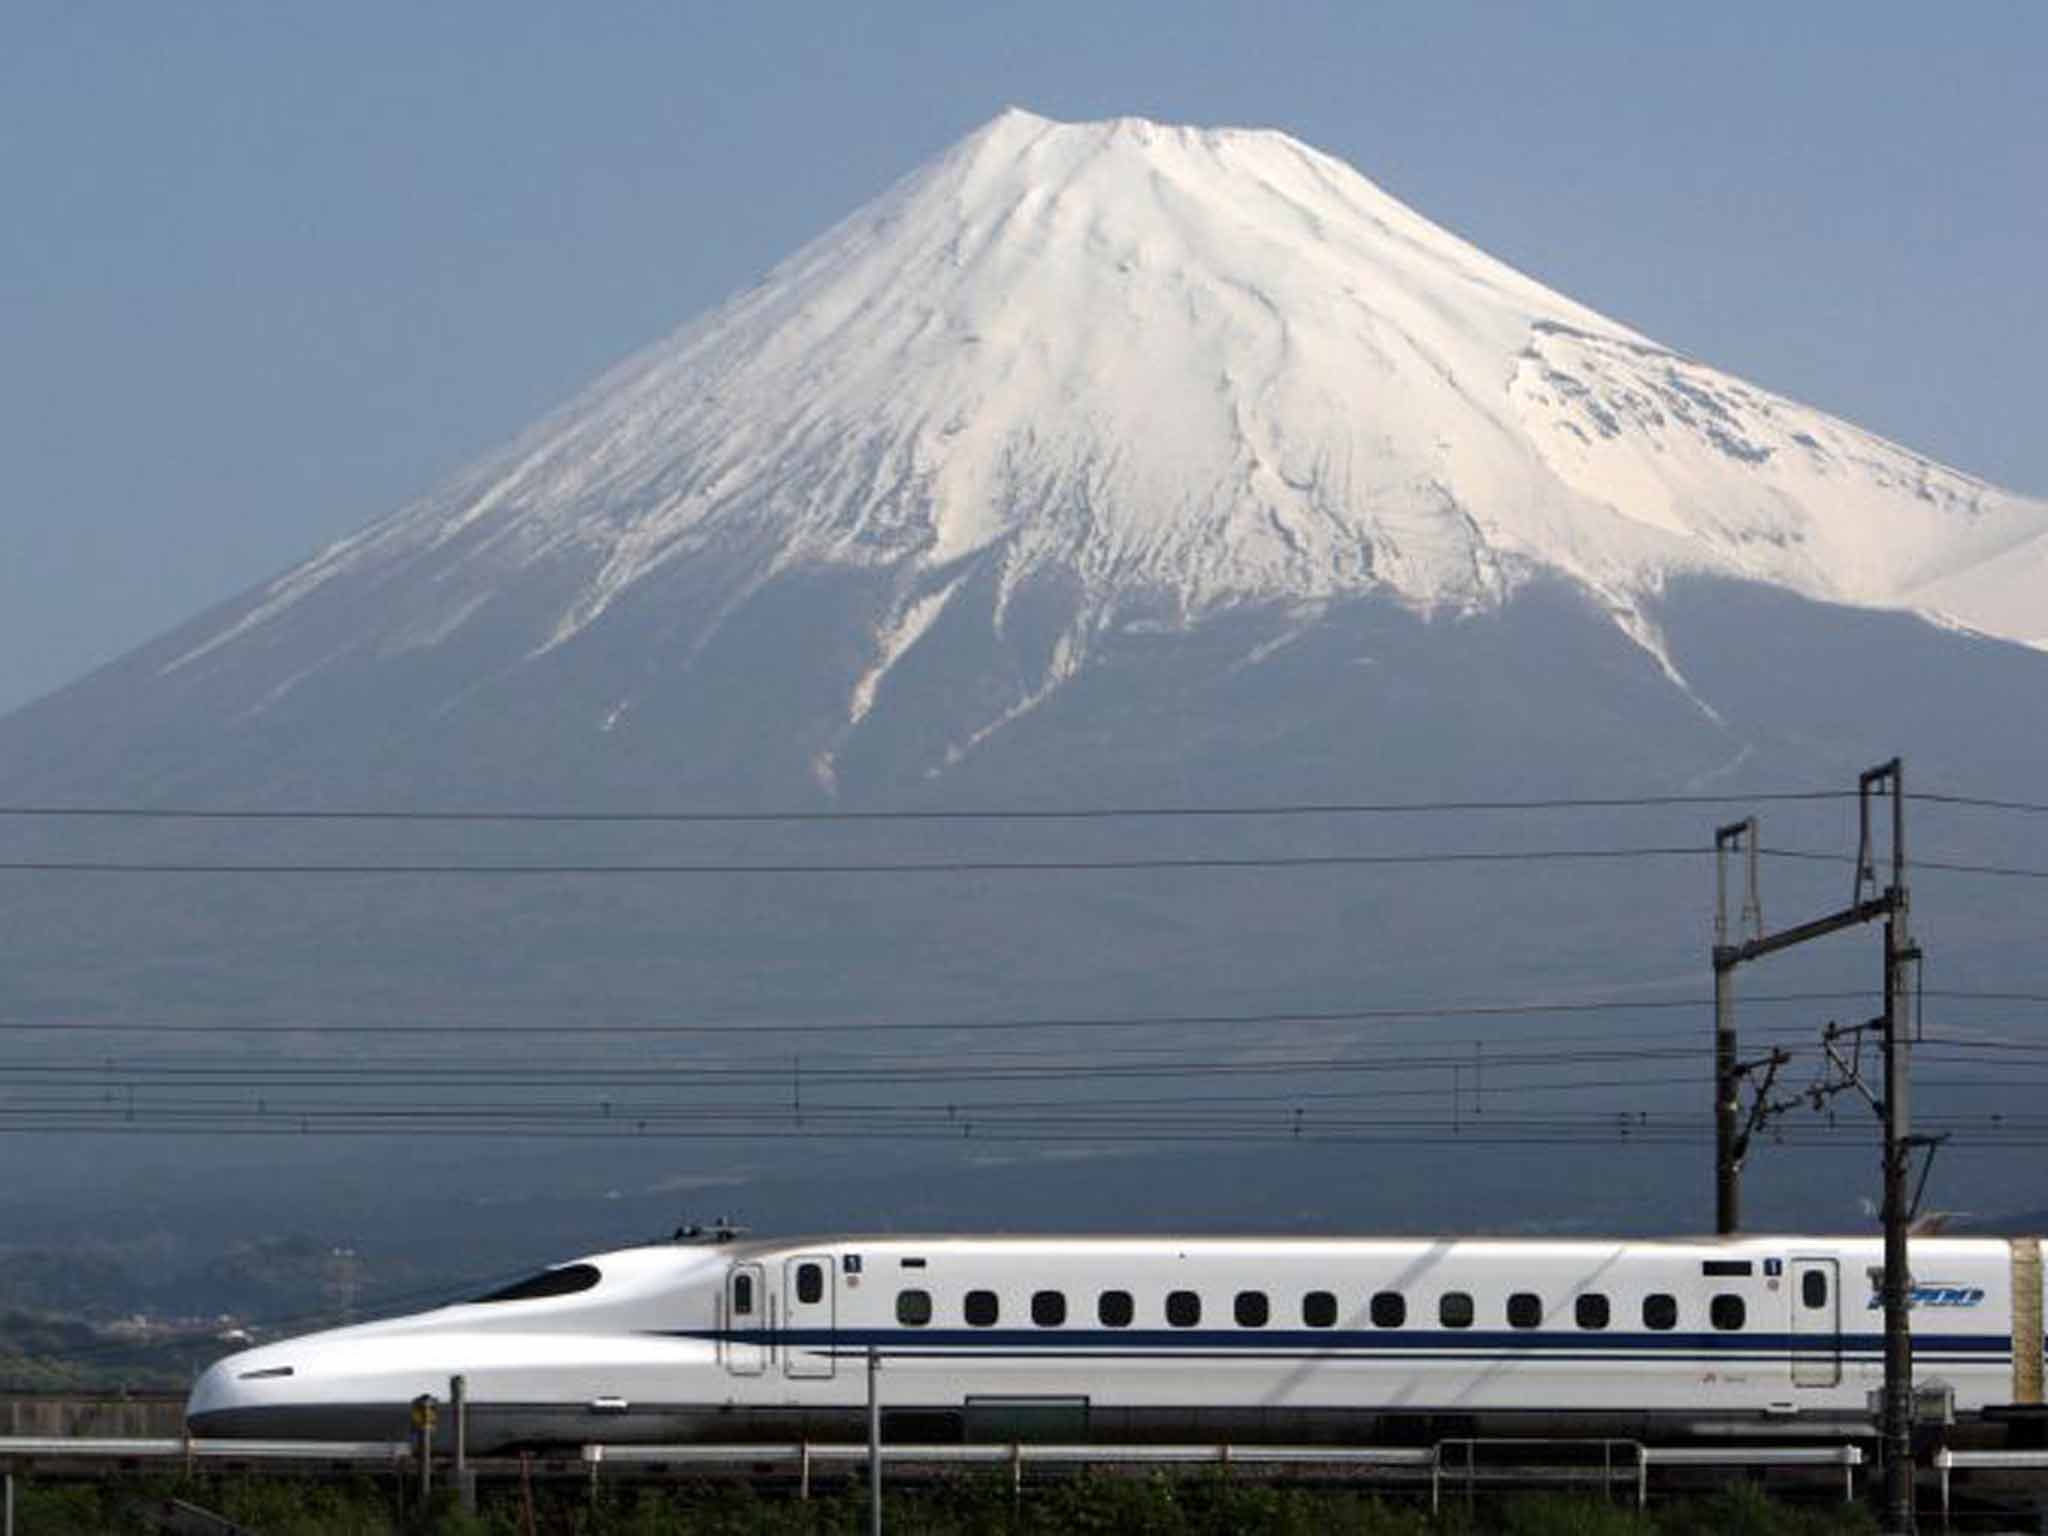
<box><xmin>4</xmin><ymin>1473</ymin><xmax>1882</xmax><ymax>1535</ymax></box>
<box><xmin>0</xmin><ymin>1315</ymin><xmax>215</xmax><ymax>1393</ymax></box>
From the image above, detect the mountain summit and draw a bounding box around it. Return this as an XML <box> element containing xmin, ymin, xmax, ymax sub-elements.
<box><xmin>11</xmin><ymin>110</ymin><xmax>2047</xmax><ymax>803</ymax></box>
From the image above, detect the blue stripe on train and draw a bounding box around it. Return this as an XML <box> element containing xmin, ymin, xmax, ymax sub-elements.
<box><xmin>802</xmin><ymin>1351</ymin><xmax>1998</xmax><ymax>1368</ymax></box>
<box><xmin>676</xmin><ymin>1326</ymin><xmax>2012</xmax><ymax>1357</ymax></box>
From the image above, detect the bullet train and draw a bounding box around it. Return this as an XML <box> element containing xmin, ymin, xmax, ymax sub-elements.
<box><xmin>187</xmin><ymin>1231</ymin><xmax>2048</xmax><ymax>1450</ymax></box>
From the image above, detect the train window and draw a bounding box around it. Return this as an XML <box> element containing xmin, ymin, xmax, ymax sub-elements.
<box><xmin>1235</xmin><ymin>1291</ymin><xmax>1269</xmax><ymax>1328</ymax></box>
<box><xmin>471</xmin><ymin>1264</ymin><xmax>601</xmax><ymax>1303</ymax></box>
<box><xmin>896</xmin><ymin>1289</ymin><xmax>932</xmax><ymax>1327</ymax></box>
<box><xmin>1032</xmin><ymin>1290</ymin><xmax>1067</xmax><ymax>1327</ymax></box>
<box><xmin>1507</xmin><ymin>1292</ymin><xmax>1542</xmax><ymax>1329</ymax></box>
<box><xmin>1167</xmin><ymin>1290</ymin><xmax>1202</xmax><ymax>1328</ymax></box>
<box><xmin>1802</xmin><ymin>1270</ymin><xmax>1829</xmax><ymax>1309</ymax></box>
<box><xmin>797</xmin><ymin>1263</ymin><xmax>824</xmax><ymax>1305</ymax></box>
<box><xmin>1710</xmin><ymin>1294</ymin><xmax>1746</xmax><ymax>1331</ymax></box>
<box><xmin>1575</xmin><ymin>1293</ymin><xmax>1610</xmax><ymax>1330</ymax></box>
<box><xmin>1643</xmin><ymin>1294</ymin><xmax>1678</xmax><ymax>1331</ymax></box>
<box><xmin>1370</xmin><ymin>1292</ymin><xmax>1406</xmax><ymax>1328</ymax></box>
<box><xmin>964</xmin><ymin>1290</ymin><xmax>999</xmax><ymax>1327</ymax></box>
<box><xmin>1099</xmin><ymin>1290</ymin><xmax>1134</xmax><ymax>1328</ymax></box>
<box><xmin>1302</xmin><ymin>1291</ymin><xmax>1338</xmax><ymax>1328</ymax></box>
<box><xmin>1440</xmin><ymin>1292</ymin><xmax>1474</xmax><ymax>1329</ymax></box>
<box><xmin>732</xmin><ymin>1274</ymin><xmax>754</xmax><ymax>1317</ymax></box>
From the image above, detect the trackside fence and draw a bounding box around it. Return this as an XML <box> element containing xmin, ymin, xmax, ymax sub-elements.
<box><xmin>1933</xmin><ymin>1447</ymin><xmax>2048</xmax><ymax>1530</ymax></box>
<box><xmin>0</xmin><ymin>1434</ymin><xmax>1868</xmax><ymax>1521</ymax></box>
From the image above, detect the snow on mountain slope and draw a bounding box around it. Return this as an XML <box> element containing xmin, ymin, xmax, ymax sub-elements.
<box><xmin>161</xmin><ymin>109</ymin><xmax>2048</xmax><ymax>744</ymax></box>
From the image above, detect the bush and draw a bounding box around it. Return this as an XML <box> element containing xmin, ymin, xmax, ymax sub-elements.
<box><xmin>0</xmin><ymin>1471</ymin><xmax>1891</xmax><ymax>1534</ymax></box>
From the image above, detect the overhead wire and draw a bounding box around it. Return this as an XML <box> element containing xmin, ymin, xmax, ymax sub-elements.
<box><xmin>1</xmin><ymin>1108</ymin><xmax>2041</xmax><ymax>1149</ymax></box>
<box><xmin>0</xmin><ymin>846</ymin><xmax>2036</xmax><ymax>878</ymax></box>
<box><xmin>0</xmin><ymin>985</ymin><xmax>2038</xmax><ymax>1037</ymax></box>
<box><xmin>2</xmin><ymin>1042</ymin><xmax>2041</xmax><ymax>1123</ymax></box>
<box><xmin>1761</xmin><ymin>848</ymin><xmax>2048</xmax><ymax>880</ymax></box>
<box><xmin>0</xmin><ymin>1069</ymin><xmax>1712</xmax><ymax>1112</ymax></box>
<box><xmin>0</xmin><ymin>775</ymin><xmax>2034</xmax><ymax>881</ymax></box>
<box><xmin>1912</xmin><ymin>792</ymin><xmax>2048</xmax><ymax>815</ymax></box>
<box><xmin>10</xmin><ymin>1044</ymin><xmax>2037</xmax><ymax>1109</ymax></box>
<box><xmin>0</xmin><ymin>786</ymin><xmax>2038</xmax><ymax>824</ymax></box>
<box><xmin>0</xmin><ymin>786</ymin><xmax>2037</xmax><ymax>1153</ymax></box>
<box><xmin>0</xmin><ymin>845</ymin><xmax>1736</xmax><ymax>876</ymax></box>
<box><xmin>0</xmin><ymin>790</ymin><xmax>1864</xmax><ymax>824</ymax></box>
<box><xmin>0</xmin><ymin>1042</ymin><xmax>1713</xmax><ymax>1086</ymax></box>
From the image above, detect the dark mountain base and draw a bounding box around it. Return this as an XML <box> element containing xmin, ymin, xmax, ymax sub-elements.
<box><xmin>0</xmin><ymin>575</ymin><xmax>2041</xmax><ymax>1275</ymax></box>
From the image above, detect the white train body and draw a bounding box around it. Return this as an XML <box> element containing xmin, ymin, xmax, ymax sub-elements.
<box><xmin>187</xmin><ymin>1233</ymin><xmax>2048</xmax><ymax>1449</ymax></box>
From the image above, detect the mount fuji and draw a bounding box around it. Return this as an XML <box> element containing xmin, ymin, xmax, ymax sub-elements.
<box><xmin>1</xmin><ymin>112</ymin><xmax>2044</xmax><ymax>1237</ymax></box>
<box><xmin>5</xmin><ymin>108</ymin><xmax>2043</xmax><ymax>809</ymax></box>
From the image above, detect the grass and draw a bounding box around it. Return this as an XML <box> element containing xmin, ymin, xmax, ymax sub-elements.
<box><xmin>5</xmin><ymin>1472</ymin><xmax>1885</xmax><ymax>1535</ymax></box>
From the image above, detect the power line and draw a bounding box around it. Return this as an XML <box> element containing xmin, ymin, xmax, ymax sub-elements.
<box><xmin>0</xmin><ymin>1119</ymin><xmax>1714</xmax><ymax>1145</ymax></box>
<box><xmin>0</xmin><ymin>845</ymin><xmax>1723</xmax><ymax>876</ymax></box>
<box><xmin>0</xmin><ymin>1042</ymin><xmax>1711</xmax><ymax>1086</ymax></box>
<box><xmin>1914</xmin><ymin>792</ymin><xmax>2048</xmax><ymax>815</ymax></box>
<box><xmin>8</xmin><ymin>1050</ymin><xmax>2039</xmax><ymax>1115</ymax></box>
<box><xmin>18</xmin><ymin>1043</ymin><xmax>2043</xmax><ymax>1101</ymax></box>
<box><xmin>0</xmin><ymin>846</ymin><xmax>2036</xmax><ymax>878</ymax></box>
<box><xmin>0</xmin><ymin>1016</ymin><xmax>1857</xmax><ymax>1082</ymax></box>
<box><xmin>0</xmin><ymin>788</ymin><xmax>2037</xmax><ymax>828</ymax></box>
<box><xmin>0</xmin><ymin>987</ymin><xmax>1922</xmax><ymax>1036</ymax></box>
<box><xmin>1</xmin><ymin>985</ymin><xmax>2038</xmax><ymax>1039</ymax></box>
<box><xmin>0</xmin><ymin>1069</ymin><xmax>1713</xmax><ymax>1111</ymax></box>
<box><xmin>11</xmin><ymin>1045</ymin><xmax>2040</xmax><ymax>1136</ymax></box>
<box><xmin>0</xmin><ymin>790</ymin><xmax>1862</xmax><ymax>825</ymax></box>
<box><xmin>2</xmin><ymin>1107</ymin><xmax>2038</xmax><ymax>1149</ymax></box>
<box><xmin>1762</xmin><ymin>848</ymin><xmax>2048</xmax><ymax>881</ymax></box>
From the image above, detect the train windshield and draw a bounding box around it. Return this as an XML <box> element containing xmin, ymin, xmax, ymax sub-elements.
<box><xmin>469</xmin><ymin>1263</ymin><xmax>602</xmax><ymax>1303</ymax></box>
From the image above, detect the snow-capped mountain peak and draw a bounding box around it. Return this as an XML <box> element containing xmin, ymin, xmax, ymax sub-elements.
<box><xmin>163</xmin><ymin>110</ymin><xmax>2048</xmax><ymax>748</ymax></box>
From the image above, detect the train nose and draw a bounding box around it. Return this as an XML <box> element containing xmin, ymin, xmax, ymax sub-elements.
<box><xmin>186</xmin><ymin>1358</ymin><xmax>232</xmax><ymax>1425</ymax></box>
<box><xmin>187</xmin><ymin>1355</ymin><xmax>256</xmax><ymax>1436</ymax></box>
<box><xmin>186</xmin><ymin>1346</ymin><xmax>302</xmax><ymax>1437</ymax></box>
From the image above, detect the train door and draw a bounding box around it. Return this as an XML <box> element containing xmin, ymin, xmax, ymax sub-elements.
<box><xmin>1790</xmin><ymin>1257</ymin><xmax>1841</xmax><ymax>1387</ymax></box>
<box><xmin>725</xmin><ymin>1263</ymin><xmax>766</xmax><ymax>1376</ymax></box>
<box><xmin>783</xmin><ymin>1253</ymin><xmax>836</xmax><ymax>1379</ymax></box>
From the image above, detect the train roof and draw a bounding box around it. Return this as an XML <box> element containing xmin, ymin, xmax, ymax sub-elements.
<box><xmin>661</xmin><ymin>1230</ymin><xmax>2024</xmax><ymax>1261</ymax></box>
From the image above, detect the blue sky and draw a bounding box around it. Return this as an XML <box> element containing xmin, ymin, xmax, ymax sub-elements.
<box><xmin>2</xmin><ymin>2</ymin><xmax>2041</xmax><ymax>716</ymax></box>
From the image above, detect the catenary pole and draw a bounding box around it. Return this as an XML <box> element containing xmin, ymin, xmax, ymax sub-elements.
<box><xmin>1707</xmin><ymin>759</ymin><xmax>1920</xmax><ymax>1528</ymax></box>
<box><xmin>1712</xmin><ymin>818</ymin><xmax>1754</xmax><ymax>1233</ymax></box>
<box><xmin>1875</xmin><ymin>759</ymin><xmax>1917</xmax><ymax>1533</ymax></box>
<box><xmin>868</xmin><ymin>1346</ymin><xmax>883</xmax><ymax>1536</ymax></box>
